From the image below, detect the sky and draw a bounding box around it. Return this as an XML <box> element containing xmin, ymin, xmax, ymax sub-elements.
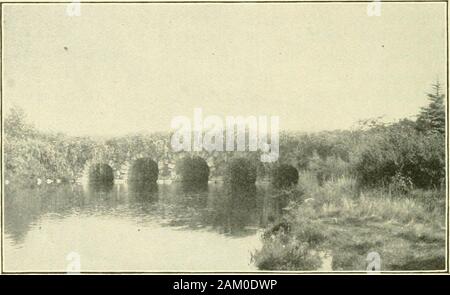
<box><xmin>2</xmin><ymin>2</ymin><xmax>447</xmax><ymax>136</ymax></box>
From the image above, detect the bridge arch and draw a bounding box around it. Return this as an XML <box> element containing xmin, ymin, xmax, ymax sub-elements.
<box><xmin>129</xmin><ymin>158</ymin><xmax>159</xmax><ymax>183</ymax></box>
<box><xmin>88</xmin><ymin>163</ymin><xmax>114</xmax><ymax>183</ymax></box>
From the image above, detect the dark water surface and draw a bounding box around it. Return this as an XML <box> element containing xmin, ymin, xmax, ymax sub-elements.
<box><xmin>4</xmin><ymin>182</ymin><xmax>285</xmax><ymax>272</ymax></box>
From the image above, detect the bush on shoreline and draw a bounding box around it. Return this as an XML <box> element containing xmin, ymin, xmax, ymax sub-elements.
<box><xmin>354</xmin><ymin>121</ymin><xmax>445</xmax><ymax>190</ymax></box>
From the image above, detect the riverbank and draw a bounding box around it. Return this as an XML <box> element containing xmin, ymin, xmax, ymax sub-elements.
<box><xmin>252</xmin><ymin>174</ymin><xmax>446</xmax><ymax>271</ymax></box>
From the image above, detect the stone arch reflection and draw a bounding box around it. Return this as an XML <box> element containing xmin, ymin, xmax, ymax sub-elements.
<box><xmin>128</xmin><ymin>181</ymin><xmax>159</xmax><ymax>202</ymax></box>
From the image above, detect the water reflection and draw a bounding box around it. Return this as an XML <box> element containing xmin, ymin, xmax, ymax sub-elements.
<box><xmin>4</xmin><ymin>182</ymin><xmax>287</xmax><ymax>271</ymax></box>
<box><xmin>208</xmin><ymin>184</ymin><xmax>258</xmax><ymax>236</ymax></box>
<box><xmin>4</xmin><ymin>185</ymin><xmax>84</xmax><ymax>245</ymax></box>
<box><xmin>128</xmin><ymin>181</ymin><xmax>159</xmax><ymax>201</ymax></box>
<box><xmin>88</xmin><ymin>181</ymin><xmax>114</xmax><ymax>194</ymax></box>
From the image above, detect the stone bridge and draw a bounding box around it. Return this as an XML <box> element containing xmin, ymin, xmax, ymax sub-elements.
<box><xmin>80</xmin><ymin>151</ymin><xmax>233</xmax><ymax>183</ymax></box>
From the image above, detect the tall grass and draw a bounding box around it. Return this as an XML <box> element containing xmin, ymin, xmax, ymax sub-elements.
<box><xmin>252</xmin><ymin>174</ymin><xmax>446</xmax><ymax>271</ymax></box>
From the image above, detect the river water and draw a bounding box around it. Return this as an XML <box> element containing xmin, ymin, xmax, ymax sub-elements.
<box><xmin>4</xmin><ymin>182</ymin><xmax>285</xmax><ymax>272</ymax></box>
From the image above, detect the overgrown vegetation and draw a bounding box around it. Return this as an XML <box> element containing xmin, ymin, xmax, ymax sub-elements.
<box><xmin>3</xmin><ymin>83</ymin><xmax>447</xmax><ymax>271</ymax></box>
<box><xmin>271</xmin><ymin>164</ymin><xmax>299</xmax><ymax>189</ymax></box>
<box><xmin>252</xmin><ymin>175</ymin><xmax>446</xmax><ymax>270</ymax></box>
<box><xmin>253</xmin><ymin>82</ymin><xmax>446</xmax><ymax>271</ymax></box>
<box><xmin>354</xmin><ymin>120</ymin><xmax>444</xmax><ymax>189</ymax></box>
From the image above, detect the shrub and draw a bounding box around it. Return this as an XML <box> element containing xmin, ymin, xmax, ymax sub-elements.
<box><xmin>176</xmin><ymin>156</ymin><xmax>210</xmax><ymax>186</ymax></box>
<box><xmin>129</xmin><ymin>158</ymin><xmax>159</xmax><ymax>183</ymax></box>
<box><xmin>388</xmin><ymin>172</ymin><xmax>413</xmax><ymax>195</ymax></box>
<box><xmin>354</xmin><ymin>123</ymin><xmax>445</xmax><ymax>189</ymax></box>
<box><xmin>271</xmin><ymin>164</ymin><xmax>299</xmax><ymax>189</ymax></box>
<box><xmin>88</xmin><ymin>163</ymin><xmax>114</xmax><ymax>183</ymax></box>
<box><xmin>309</xmin><ymin>153</ymin><xmax>350</xmax><ymax>186</ymax></box>
<box><xmin>252</xmin><ymin>231</ymin><xmax>323</xmax><ymax>270</ymax></box>
<box><xmin>224</xmin><ymin>157</ymin><xmax>257</xmax><ymax>187</ymax></box>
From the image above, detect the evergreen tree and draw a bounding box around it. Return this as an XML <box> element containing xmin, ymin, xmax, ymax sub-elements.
<box><xmin>416</xmin><ymin>81</ymin><xmax>446</xmax><ymax>134</ymax></box>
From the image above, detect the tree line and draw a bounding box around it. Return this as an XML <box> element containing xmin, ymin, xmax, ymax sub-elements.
<box><xmin>4</xmin><ymin>82</ymin><xmax>445</xmax><ymax>192</ymax></box>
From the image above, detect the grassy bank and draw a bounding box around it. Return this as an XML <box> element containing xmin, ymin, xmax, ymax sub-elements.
<box><xmin>252</xmin><ymin>174</ymin><xmax>446</xmax><ymax>271</ymax></box>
